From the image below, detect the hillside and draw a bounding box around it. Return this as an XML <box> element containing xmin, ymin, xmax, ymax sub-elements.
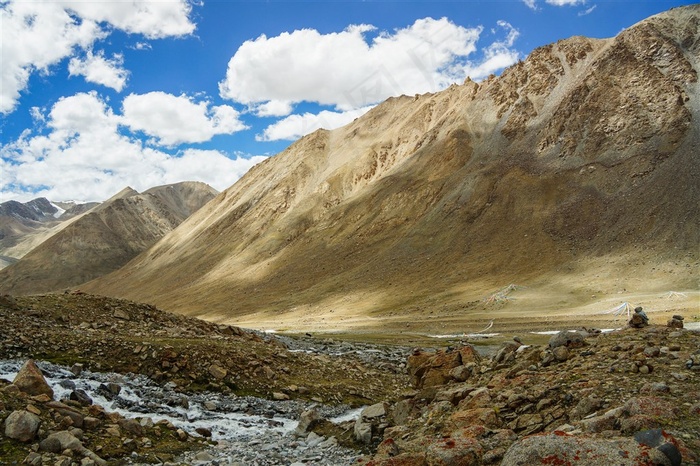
<box><xmin>85</xmin><ymin>6</ymin><xmax>700</xmax><ymax>333</ymax></box>
<box><xmin>0</xmin><ymin>198</ymin><xmax>99</xmax><ymax>269</ymax></box>
<box><xmin>0</xmin><ymin>182</ymin><xmax>217</xmax><ymax>295</ymax></box>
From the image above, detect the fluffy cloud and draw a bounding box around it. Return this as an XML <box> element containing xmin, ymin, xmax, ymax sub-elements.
<box><xmin>121</xmin><ymin>92</ymin><xmax>248</xmax><ymax>146</ymax></box>
<box><xmin>219</xmin><ymin>18</ymin><xmax>487</xmax><ymax>111</ymax></box>
<box><xmin>1</xmin><ymin>92</ymin><xmax>265</xmax><ymax>202</ymax></box>
<box><xmin>68</xmin><ymin>51</ymin><xmax>129</xmax><ymax>92</ymax></box>
<box><xmin>0</xmin><ymin>0</ymin><xmax>195</xmax><ymax>114</ymax></box>
<box><xmin>253</xmin><ymin>100</ymin><xmax>295</xmax><ymax>117</ymax></box>
<box><xmin>223</xmin><ymin>17</ymin><xmax>522</xmax><ymax>142</ymax></box>
<box><xmin>257</xmin><ymin>107</ymin><xmax>374</xmax><ymax>142</ymax></box>
<box><xmin>463</xmin><ymin>21</ymin><xmax>521</xmax><ymax>81</ymax></box>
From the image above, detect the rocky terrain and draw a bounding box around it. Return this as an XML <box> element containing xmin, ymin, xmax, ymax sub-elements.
<box><xmin>0</xmin><ymin>292</ymin><xmax>416</xmax><ymax>464</ymax></box>
<box><xmin>1</xmin><ymin>293</ymin><xmax>699</xmax><ymax>465</ymax></box>
<box><xmin>0</xmin><ymin>182</ymin><xmax>218</xmax><ymax>295</ymax></box>
<box><xmin>82</xmin><ymin>6</ymin><xmax>699</xmax><ymax>333</ymax></box>
<box><xmin>355</xmin><ymin>320</ymin><xmax>700</xmax><ymax>465</ymax></box>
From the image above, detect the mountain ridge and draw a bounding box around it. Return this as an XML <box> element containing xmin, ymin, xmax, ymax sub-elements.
<box><xmin>84</xmin><ymin>6</ymin><xmax>699</xmax><ymax>332</ymax></box>
<box><xmin>0</xmin><ymin>181</ymin><xmax>218</xmax><ymax>295</ymax></box>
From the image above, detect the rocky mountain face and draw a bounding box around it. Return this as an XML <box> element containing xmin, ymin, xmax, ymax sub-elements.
<box><xmin>0</xmin><ymin>182</ymin><xmax>218</xmax><ymax>295</ymax></box>
<box><xmin>0</xmin><ymin>198</ymin><xmax>98</xmax><ymax>269</ymax></box>
<box><xmin>84</xmin><ymin>6</ymin><xmax>700</xmax><ymax>330</ymax></box>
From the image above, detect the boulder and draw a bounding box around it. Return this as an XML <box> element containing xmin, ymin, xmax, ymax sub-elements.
<box><xmin>501</xmin><ymin>433</ymin><xmax>673</xmax><ymax>466</ymax></box>
<box><xmin>548</xmin><ymin>331</ymin><xmax>586</xmax><ymax>349</ymax></box>
<box><xmin>354</xmin><ymin>419</ymin><xmax>372</xmax><ymax>444</ymax></box>
<box><xmin>12</xmin><ymin>360</ymin><xmax>54</xmax><ymax>398</ymax></box>
<box><xmin>426</xmin><ymin>434</ymin><xmax>483</xmax><ymax>466</ymax></box>
<box><xmin>408</xmin><ymin>348</ymin><xmax>469</xmax><ymax>389</ymax></box>
<box><xmin>42</xmin><ymin>431</ymin><xmax>107</xmax><ymax>465</ymax></box>
<box><xmin>362</xmin><ymin>402</ymin><xmax>388</xmax><ymax>419</ymax></box>
<box><xmin>294</xmin><ymin>408</ymin><xmax>321</xmax><ymax>437</ymax></box>
<box><xmin>354</xmin><ymin>402</ymin><xmax>389</xmax><ymax>444</ymax></box>
<box><xmin>4</xmin><ymin>410</ymin><xmax>41</xmax><ymax>442</ymax></box>
<box><xmin>634</xmin><ymin>429</ymin><xmax>682</xmax><ymax>466</ymax></box>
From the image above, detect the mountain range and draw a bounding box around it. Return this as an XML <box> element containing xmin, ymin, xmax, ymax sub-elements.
<box><xmin>0</xmin><ymin>182</ymin><xmax>217</xmax><ymax>295</ymax></box>
<box><xmin>3</xmin><ymin>6</ymin><xmax>698</xmax><ymax>333</ymax></box>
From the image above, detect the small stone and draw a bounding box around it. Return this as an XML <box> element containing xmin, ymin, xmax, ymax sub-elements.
<box><xmin>553</xmin><ymin>346</ymin><xmax>569</xmax><ymax>362</ymax></box>
<box><xmin>23</xmin><ymin>452</ymin><xmax>41</xmax><ymax>466</ymax></box>
<box><xmin>83</xmin><ymin>417</ymin><xmax>100</xmax><ymax>430</ymax></box>
<box><xmin>70</xmin><ymin>390</ymin><xmax>93</xmax><ymax>407</ymax></box>
<box><xmin>176</xmin><ymin>428</ymin><xmax>188</xmax><ymax>441</ymax></box>
<box><xmin>195</xmin><ymin>427</ymin><xmax>212</xmax><ymax>437</ymax></box>
<box><xmin>71</xmin><ymin>364</ymin><xmax>83</xmax><ymax>377</ymax></box>
<box><xmin>26</xmin><ymin>404</ymin><xmax>41</xmax><ymax>415</ymax></box>
<box><xmin>208</xmin><ymin>364</ymin><xmax>227</xmax><ymax>380</ymax></box>
<box><xmin>272</xmin><ymin>392</ymin><xmax>289</xmax><ymax>401</ymax></box>
<box><xmin>194</xmin><ymin>451</ymin><xmax>214</xmax><ymax>462</ymax></box>
<box><xmin>39</xmin><ymin>435</ymin><xmax>63</xmax><ymax>453</ymax></box>
<box><xmin>139</xmin><ymin>417</ymin><xmax>154</xmax><ymax>428</ymax></box>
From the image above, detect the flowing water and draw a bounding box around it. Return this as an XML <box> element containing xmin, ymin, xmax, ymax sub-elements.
<box><xmin>0</xmin><ymin>360</ymin><xmax>364</xmax><ymax>465</ymax></box>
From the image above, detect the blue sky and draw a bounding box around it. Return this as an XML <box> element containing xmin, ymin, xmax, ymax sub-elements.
<box><xmin>1</xmin><ymin>0</ymin><xmax>694</xmax><ymax>202</ymax></box>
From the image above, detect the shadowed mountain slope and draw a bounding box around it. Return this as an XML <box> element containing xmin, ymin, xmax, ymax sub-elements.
<box><xmin>85</xmin><ymin>7</ymin><xmax>700</xmax><ymax>332</ymax></box>
<box><xmin>0</xmin><ymin>182</ymin><xmax>218</xmax><ymax>295</ymax></box>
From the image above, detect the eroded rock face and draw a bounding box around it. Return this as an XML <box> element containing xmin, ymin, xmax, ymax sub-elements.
<box><xmin>12</xmin><ymin>359</ymin><xmax>53</xmax><ymax>398</ymax></box>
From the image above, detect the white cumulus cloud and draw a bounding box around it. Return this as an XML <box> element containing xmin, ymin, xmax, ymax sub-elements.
<box><xmin>253</xmin><ymin>100</ymin><xmax>295</xmax><ymax>117</ymax></box>
<box><xmin>257</xmin><ymin>107</ymin><xmax>374</xmax><ymax>142</ymax></box>
<box><xmin>0</xmin><ymin>92</ymin><xmax>265</xmax><ymax>202</ymax></box>
<box><xmin>121</xmin><ymin>92</ymin><xmax>248</xmax><ymax>146</ymax></box>
<box><xmin>219</xmin><ymin>18</ymin><xmax>487</xmax><ymax>111</ymax></box>
<box><xmin>463</xmin><ymin>21</ymin><xmax>521</xmax><ymax>81</ymax></box>
<box><xmin>68</xmin><ymin>50</ymin><xmax>129</xmax><ymax>92</ymax></box>
<box><xmin>0</xmin><ymin>0</ymin><xmax>195</xmax><ymax>114</ymax></box>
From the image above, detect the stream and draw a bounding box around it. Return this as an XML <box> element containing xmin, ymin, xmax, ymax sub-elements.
<box><xmin>0</xmin><ymin>360</ymin><xmax>364</xmax><ymax>465</ymax></box>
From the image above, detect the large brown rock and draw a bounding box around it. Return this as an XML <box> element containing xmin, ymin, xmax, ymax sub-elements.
<box><xmin>12</xmin><ymin>360</ymin><xmax>54</xmax><ymax>398</ymax></box>
<box><xmin>407</xmin><ymin>350</ymin><xmax>463</xmax><ymax>389</ymax></box>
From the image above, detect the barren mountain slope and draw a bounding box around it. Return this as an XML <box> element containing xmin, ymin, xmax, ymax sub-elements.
<box><xmin>0</xmin><ymin>182</ymin><xmax>217</xmax><ymax>295</ymax></box>
<box><xmin>85</xmin><ymin>7</ymin><xmax>700</xmax><ymax>333</ymax></box>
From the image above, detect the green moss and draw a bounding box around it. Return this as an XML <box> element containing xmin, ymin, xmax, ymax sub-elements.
<box><xmin>0</xmin><ymin>440</ymin><xmax>32</xmax><ymax>464</ymax></box>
